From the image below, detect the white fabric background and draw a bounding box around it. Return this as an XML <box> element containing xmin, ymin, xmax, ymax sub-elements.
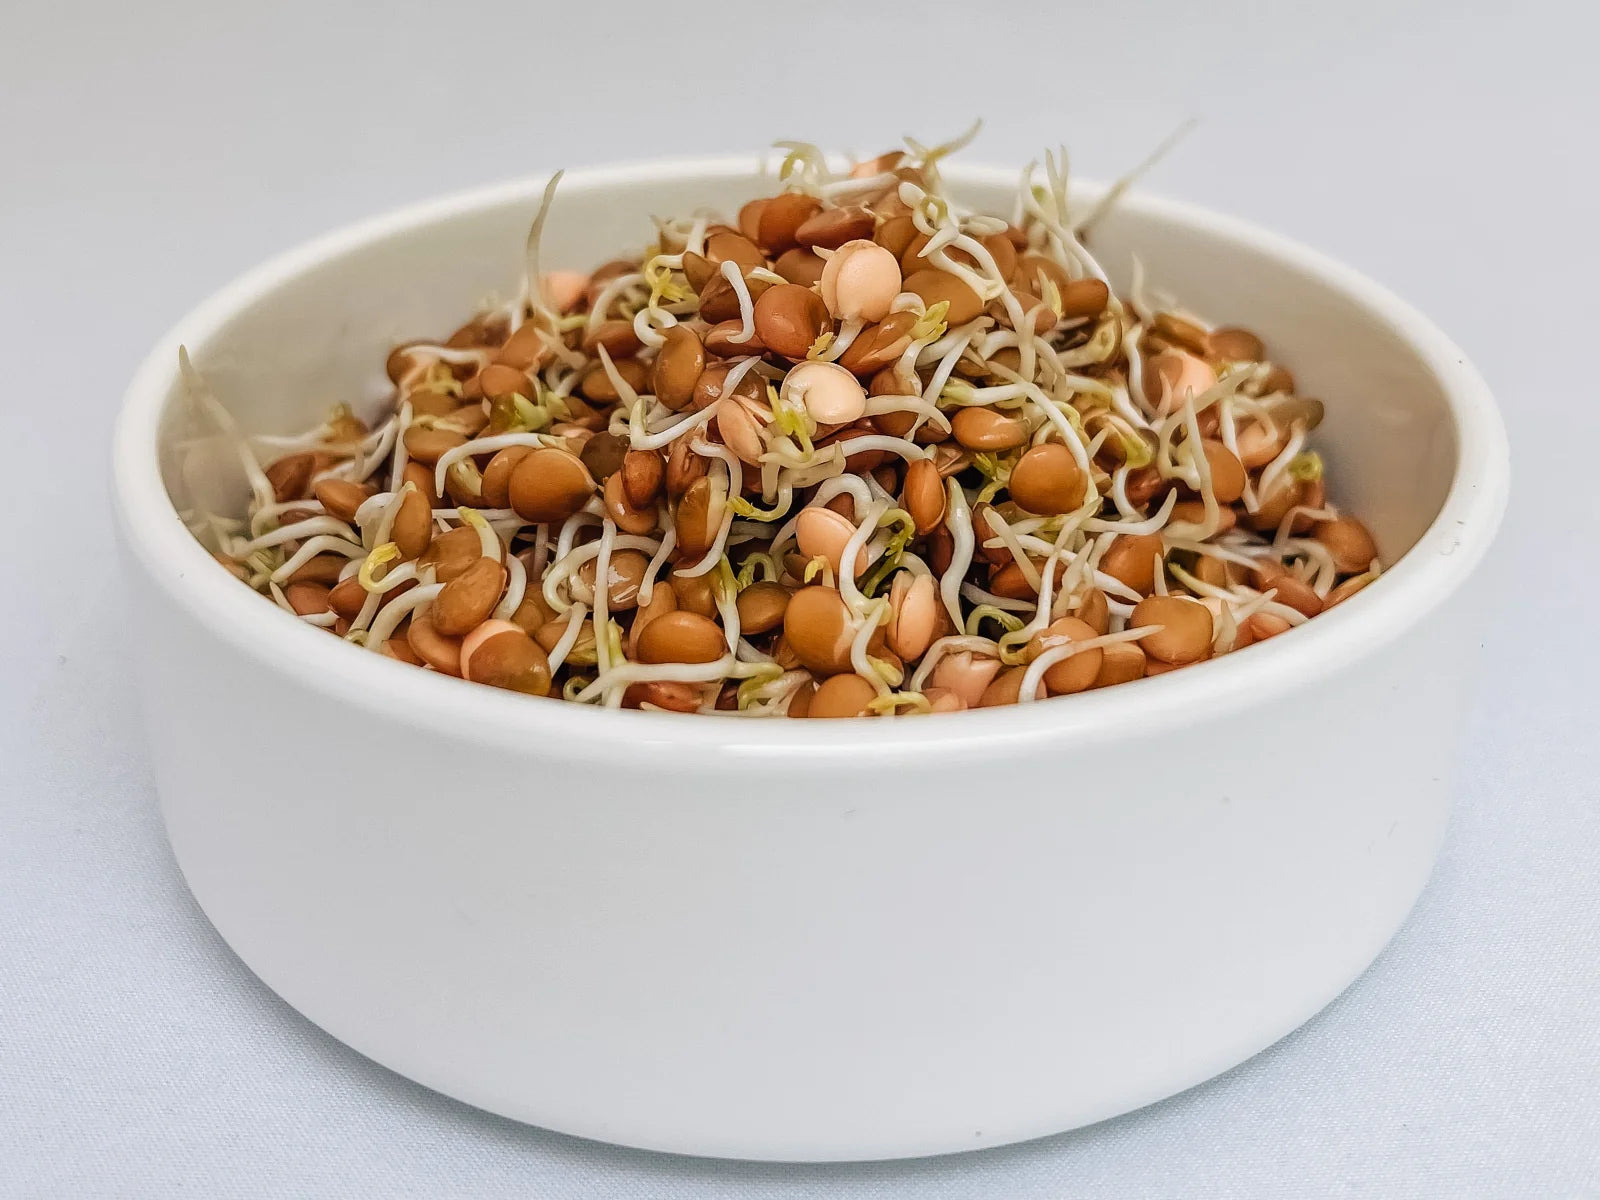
<box><xmin>3</xmin><ymin>1</ymin><xmax>1597</xmax><ymax>1195</ymax></box>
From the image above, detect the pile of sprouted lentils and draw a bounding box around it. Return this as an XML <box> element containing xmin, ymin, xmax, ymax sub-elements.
<box><xmin>194</xmin><ymin>128</ymin><xmax>1381</xmax><ymax>717</ymax></box>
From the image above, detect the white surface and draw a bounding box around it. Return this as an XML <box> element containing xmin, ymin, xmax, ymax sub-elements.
<box><xmin>2</xmin><ymin>0</ymin><xmax>1596</xmax><ymax>1193</ymax></box>
<box><xmin>114</xmin><ymin>158</ymin><xmax>1505</xmax><ymax>1160</ymax></box>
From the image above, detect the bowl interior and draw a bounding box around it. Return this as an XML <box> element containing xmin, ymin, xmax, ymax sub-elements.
<box><xmin>156</xmin><ymin>162</ymin><xmax>1457</xmax><ymax>574</ymax></box>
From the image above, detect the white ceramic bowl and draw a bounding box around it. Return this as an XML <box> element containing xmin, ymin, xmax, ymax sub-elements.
<box><xmin>113</xmin><ymin>159</ymin><xmax>1508</xmax><ymax>1162</ymax></box>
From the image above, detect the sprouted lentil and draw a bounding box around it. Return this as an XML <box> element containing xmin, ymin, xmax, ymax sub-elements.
<box><xmin>198</xmin><ymin>129</ymin><xmax>1382</xmax><ymax>717</ymax></box>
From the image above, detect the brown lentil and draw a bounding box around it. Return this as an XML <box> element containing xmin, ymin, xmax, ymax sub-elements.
<box><xmin>579</xmin><ymin>431</ymin><xmax>629</xmax><ymax>483</ymax></box>
<box><xmin>507</xmin><ymin>448</ymin><xmax>595</xmax><ymax>524</ymax></box>
<box><xmin>1131</xmin><ymin>595</ymin><xmax>1214</xmax><ymax>664</ymax></box>
<box><xmin>328</xmin><ymin>574</ymin><xmax>367</xmax><ymax>620</ymax></box>
<box><xmin>1029</xmin><ymin>617</ymin><xmax>1103</xmax><ymax>694</ymax></box>
<box><xmin>1093</xmin><ymin>641</ymin><xmax>1147</xmax><ymax>687</ymax></box>
<box><xmin>1252</xmin><ymin>563</ymin><xmax>1324</xmax><ymax>618</ymax></box>
<box><xmin>951</xmin><ymin>407</ymin><xmax>1029</xmax><ymax>451</ymax></box>
<box><xmin>807</xmin><ymin>673</ymin><xmax>878</xmax><ymax>718</ymax></box>
<box><xmin>495</xmin><ymin>322</ymin><xmax>548</xmax><ymax>371</ymax></box>
<box><xmin>580</xmin><ymin>320</ymin><xmax>642</xmax><ymax>359</ymax></box>
<box><xmin>407</xmin><ymin>611</ymin><xmax>462</xmax><ymax>676</ymax></box>
<box><xmin>391</xmin><ymin>486</ymin><xmax>434</xmax><ymax>559</ymax></box>
<box><xmin>773</xmin><ymin>247</ymin><xmax>827</xmax><ymax>286</ymax></box>
<box><xmin>266</xmin><ymin>453</ymin><xmax>315</xmax><ymax>503</ymax></box>
<box><xmin>313</xmin><ymin>478</ymin><xmax>372</xmax><ymax>523</ymax></box>
<box><xmin>480</xmin><ymin>446</ymin><xmax>533</xmax><ymax>509</ymax></box>
<box><xmin>1209</xmin><ymin>326</ymin><xmax>1265</xmax><ymax>363</ymax></box>
<box><xmin>478</xmin><ymin>362</ymin><xmax>530</xmax><ymax>401</ymax></box>
<box><xmin>796</xmin><ymin>205</ymin><xmax>874</xmax><ymax>249</ymax></box>
<box><xmin>460</xmin><ymin>620</ymin><xmax>552</xmax><ymax>695</ymax></box>
<box><xmin>753</xmin><ymin>284</ymin><xmax>830</xmax><ymax>360</ymax></box>
<box><xmin>837</xmin><ymin>311</ymin><xmax>917</xmax><ymax>376</ymax></box>
<box><xmin>580</xmin><ymin>357</ymin><xmax>648</xmax><ymax>403</ymax></box>
<box><xmin>636</xmin><ymin>610</ymin><xmax>725</xmax><ymax>665</ymax></box>
<box><xmin>420</xmin><ymin>526</ymin><xmax>484</xmax><ymax>583</ymax></box>
<box><xmin>1076</xmin><ymin>587</ymin><xmax>1110</xmax><ymax>635</ymax></box>
<box><xmin>735</xmin><ymin>580</ymin><xmax>791</xmax><ymax>635</ymax></box>
<box><xmin>604</xmin><ymin>471</ymin><xmax>657</xmax><ymax>535</ymax></box>
<box><xmin>433</xmin><ymin>557</ymin><xmax>507</xmax><ymax>636</ymax></box>
<box><xmin>979</xmin><ymin>666</ymin><xmax>1033</xmax><ymax>707</ymax></box>
<box><xmin>1200</xmin><ymin>440</ymin><xmax>1247</xmax><ymax>504</ymax></box>
<box><xmin>755</xmin><ymin>192</ymin><xmax>823</xmax><ymax>255</ymax></box>
<box><xmin>902</xmin><ymin>458</ymin><xmax>947</xmax><ymax>534</ymax></box>
<box><xmin>783</xmin><ymin>586</ymin><xmax>855</xmax><ymax>676</ymax></box>
<box><xmin>673</xmin><ymin>476</ymin><xmax>721</xmax><ymax>558</ymax></box>
<box><xmin>665</xmin><ymin>436</ymin><xmax>709</xmax><ymax>497</ymax></box>
<box><xmin>692</xmin><ymin>360</ymin><xmax>764</xmax><ymax>411</ymax></box>
<box><xmin>624</xmin><ymin>679</ymin><xmax>704</xmax><ymax>712</ymax></box>
<box><xmin>704</xmin><ymin>320</ymin><xmax>767</xmax><ymax>358</ymax></box>
<box><xmin>903</xmin><ymin>269</ymin><xmax>984</xmax><ymax>326</ymax></box>
<box><xmin>401</xmin><ymin>460</ymin><xmax>439</xmax><ymax>505</ymax></box>
<box><xmin>1008</xmin><ymin>442</ymin><xmax>1084</xmax><ymax>514</ymax></box>
<box><xmin>402</xmin><ymin>425</ymin><xmax>466</xmax><ymax>467</ymax></box>
<box><xmin>1314</xmin><ymin>516</ymin><xmax>1378</xmax><ymax>573</ymax></box>
<box><xmin>282</xmin><ymin>581</ymin><xmax>331</xmax><ymax>617</ymax></box>
<box><xmin>579</xmin><ymin>547</ymin><xmax>650</xmax><ymax>611</ymax></box>
<box><xmin>652</xmin><ymin>325</ymin><xmax>706</xmax><ymax>411</ymax></box>
<box><xmin>1325</xmin><ymin>574</ymin><xmax>1373</xmax><ymax>606</ymax></box>
<box><xmin>1099</xmin><ymin>533</ymin><xmax>1163</xmax><ymax>596</ymax></box>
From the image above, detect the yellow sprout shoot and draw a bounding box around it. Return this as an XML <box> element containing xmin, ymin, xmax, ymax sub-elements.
<box><xmin>859</xmin><ymin>509</ymin><xmax>917</xmax><ymax>597</ymax></box>
<box><xmin>866</xmin><ymin>690</ymin><xmax>932</xmax><ymax>715</ymax></box>
<box><xmin>769</xmin><ymin>383</ymin><xmax>817</xmax><ymax>455</ymax></box>
<box><xmin>1040</xmin><ymin>276</ymin><xmax>1064</xmax><ymax>321</ymax></box>
<box><xmin>516</xmin><ymin>394</ymin><xmax>548</xmax><ymax>431</ymax></box>
<box><xmin>713</xmin><ymin>557</ymin><xmax>739</xmax><ymax>604</ymax></box>
<box><xmin>905</xmin><ymin>118</ymin><xmax>982</xmax><ymax>181</ymax></box>
<box><xmin>736</xmin><ymin>663</ymin><xmax>787</xmax><ymax>710</ymax></box>
<box><xmin>543</xmin><ymin>392</ymin><xmax>574</xmax><ymax>423</ymax></box>
<box><xmin>1288</xmin><ymin>451</ymin><xmax>1324</xmax><ymax>483</ymax></box>
<box><xmin>1121</xmin><ymin>433</ymin><xmax>1155</xmax><ymax>469</ymax></box>
<box><xmin>728</xmin><ymin>495</ymin><xmax>788</xmax><ymax>521</ymax></box>
<box><xmin>802</xmin><ymin>555</ymin><xmax>833</xmax><ymax>585</ymax></box>
<box><xmin>973</xmin><ymin>452</ymin><xmax>1015</xmax><ymax>504</ymax></box>
<box><xmin>645</xmin><ymin>255</ymin><xmax>690</xmax><ymax>307</ymax></box>
<box><xmin>912</xmin><ymin>300</ymin><xmax>950</xmax><ymax>342</ymax></box>
<box><xmin>866</xmin><ymin>655</ymin><xmax>905</xmax><ymax>689</ymax></box>
<box><xmin>940</xmin><ymin>380</ymin><xmax>976</xmax><ymax>406</ymax></box>
<box><xmin>456</xmin><ymin>507</ymin><xmax>501</xmax><ymax>558</ymax></box>
<box><xmin>358</xmin><ymin>542</ymin><xmax>401</xmax><ymax>590</ymax></box>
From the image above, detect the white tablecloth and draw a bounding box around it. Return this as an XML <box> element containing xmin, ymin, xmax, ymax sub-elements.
<box><xmin>3</xmin><ymin>1</ymin><xmax>1596</xmax><ymax>1194</ymax></box>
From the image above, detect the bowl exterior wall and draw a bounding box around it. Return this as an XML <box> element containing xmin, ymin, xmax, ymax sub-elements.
<box><xmin>124</xmin><ymin>526</ymin><xmax>1487</xmax><ymax>1160</ymax></box>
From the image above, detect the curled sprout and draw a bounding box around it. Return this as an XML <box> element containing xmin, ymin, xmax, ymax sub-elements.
<box><xmin>358</xmin><ymin>542</ymin><xmax>401</xmax><ymax>590</ymax></box>
<box><xmin>966</xmin><ymin>605</ymin><xmax>1026</xmax><ymax>637</ymax></box>
<box><xmin>858</xmin><ymin>509</ymin><xmax>917</xmax><ymax>597</ymax></box>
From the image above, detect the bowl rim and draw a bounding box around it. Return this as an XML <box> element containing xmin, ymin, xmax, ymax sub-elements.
<box><xmin>112</xmin><ymin>155</ymin><xmax>1510</xmax><ymax>765</ymax></box>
